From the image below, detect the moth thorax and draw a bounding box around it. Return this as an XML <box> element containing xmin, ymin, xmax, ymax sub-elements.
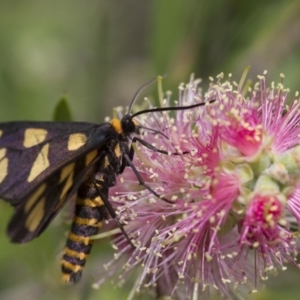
<box><xmin>110</xmin><ymin>119</ymin><xmax>123</xmax><ymax>134</ymax></box>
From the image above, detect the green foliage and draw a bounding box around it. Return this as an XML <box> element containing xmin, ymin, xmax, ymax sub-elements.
<box><xmin>53</xmin><ymin>95</ymin><xmax>73</xmax><ymax>122</ymax></box>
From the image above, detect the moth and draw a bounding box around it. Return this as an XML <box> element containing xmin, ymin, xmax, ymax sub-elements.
<box><xmin>0</xmin><ymin>79</ymin><xmax>210</xmax><ymax>284</ymax></box>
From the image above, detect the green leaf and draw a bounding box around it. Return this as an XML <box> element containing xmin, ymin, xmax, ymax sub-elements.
<box><xmin>53</xmin><ymin>95</ymin><xmax>73</xmax><ymax>122</ymax></box>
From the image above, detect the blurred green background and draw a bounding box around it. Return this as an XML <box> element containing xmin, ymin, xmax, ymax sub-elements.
<box><xmin>1</xmin><ymin>0</ymin><xmax>300</xmax><ymax>299</ymax></box>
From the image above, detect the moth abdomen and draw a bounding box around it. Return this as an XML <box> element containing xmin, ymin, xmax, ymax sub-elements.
<box><xmin>61</xmin><ymin>191</ymin><xmax>106</xmax><ymax>284</ymax></box>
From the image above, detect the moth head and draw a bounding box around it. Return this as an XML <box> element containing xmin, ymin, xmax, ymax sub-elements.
<box><xmin>121</xmin><ymin>115</ymin><xmax>140</xmax><ymax>135</ymax></box>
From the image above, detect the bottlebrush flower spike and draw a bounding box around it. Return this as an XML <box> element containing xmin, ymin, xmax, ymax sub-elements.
<box><xmin>93</xmin><ymin>72</ymin><xmax>300</xmax><ymax>299</ymax></box>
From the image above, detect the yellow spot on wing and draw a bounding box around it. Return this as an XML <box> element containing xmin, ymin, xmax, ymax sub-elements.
<box><xmin>54</xmin><ymin>162</ymin><xmax>75</xmax><ymax>211</ymax></box>
<box><xmin>25</xmin><ymin>196</ymin><xmax>46</xmax><ymax>232</ymax></box>
<box><xmin>85</xmin><ymin>150</ymin><xmax>98</xmax><ymax>166</ymax></box>
<box><xmin>0</xmin><ymin>130</ymin><xmax>3</xmax><ymax>138</ymax></box>
<box><xmin>0</xmin><ymin>148</ymin><xmax>6</xmax><ymax>160</ymax></box>
<box><xmin>59</xmin><ymin>167</ymin><xmax>74</xmax><ymax>200</ymax></box>
<box><xmin>24</xmin><ymin>183</ymin><xmax>47</xmax><ymax>213</ymax></box>
<box><xmin>68</xmin><ymin>133</ymin><xmax>87</xmax><ymax>151</ymax></box>
<box><xmin>23</xmin><ymin>128</ymin><xmax>48</xmax><ymax>148</ymax></box>
<box><xmin>110</xmin><ymin>119</ymin><xmax>122</xmax><ymax>134</ymax></box>
<box><xmin>0</xmin><ymin>148</ymin><xmax>8</xmax><ymax>183</ymax></box>
<box><xmin>59</xmin><ymin>163</ymin><xmax>75</xmax><ymax>183</ymax></box>
<box><xmin>27</xmin><ymin>143</ymin><xmax>50</xmax><ymax>182</ymax></box>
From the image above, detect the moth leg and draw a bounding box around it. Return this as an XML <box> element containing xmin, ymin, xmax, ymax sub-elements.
<box><xmin>124</xmin><ymin>137</ymin><xmax>182</xmax><ymax>204</ymax></box>
<box><xmin>93</xmin><ymin>181</ymin><xmax>135</xmax><ymax>248</ymax></box>
<box><xmin>123</xmin><ymin>152</ymin><xmax>173</xmax><ymax>204</ymax></box>
<box><xmin>120</xmin><ymin>137</ymin><xmax>168</xmax><ymax>174</ymax></box>
<box><xmin>131</xmin><ymin>136</ymin><xmax>169</xmax><ymax>155</ymax></box>
<box><xmin>131</xmin><ymin>136</ymin><xmax>190</xmax><ymax>157</ymax></box>
<box><xmin>124</xmin><ymin>136</ymin><xmax>188</xmax><ymax>173</ymax></box>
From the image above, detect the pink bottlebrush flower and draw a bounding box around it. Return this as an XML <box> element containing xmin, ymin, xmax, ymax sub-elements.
<box><xmin>93</xmin><ymin>72</ymin><xmax>300</xmax><ymax>299</ymax></box>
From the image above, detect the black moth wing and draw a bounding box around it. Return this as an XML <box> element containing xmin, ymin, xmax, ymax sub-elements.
<box><xmin>7</xmin><ymin>155</ymin><xmax>103</xmax><ymax>244</ymax></box>
<box><xmin>0</xmin><ymin>121</ymin><xmax>116</xmax><ymax>202</ymax></box>
<box><xmin>0</xmin><ymin>121</ymin><xmax>118</xmax><ymax>243</ymax></box>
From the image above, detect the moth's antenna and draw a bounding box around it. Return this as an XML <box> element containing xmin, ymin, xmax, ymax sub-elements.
<box><xmin>127</xmin><ymin>77</ymin><xmax>158</xmax><ymax>114</ymax></box>
<box><xmin>131</xmin><ymin>100</ymin><xmax>215</xmax><ymax>119</ymax></box>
